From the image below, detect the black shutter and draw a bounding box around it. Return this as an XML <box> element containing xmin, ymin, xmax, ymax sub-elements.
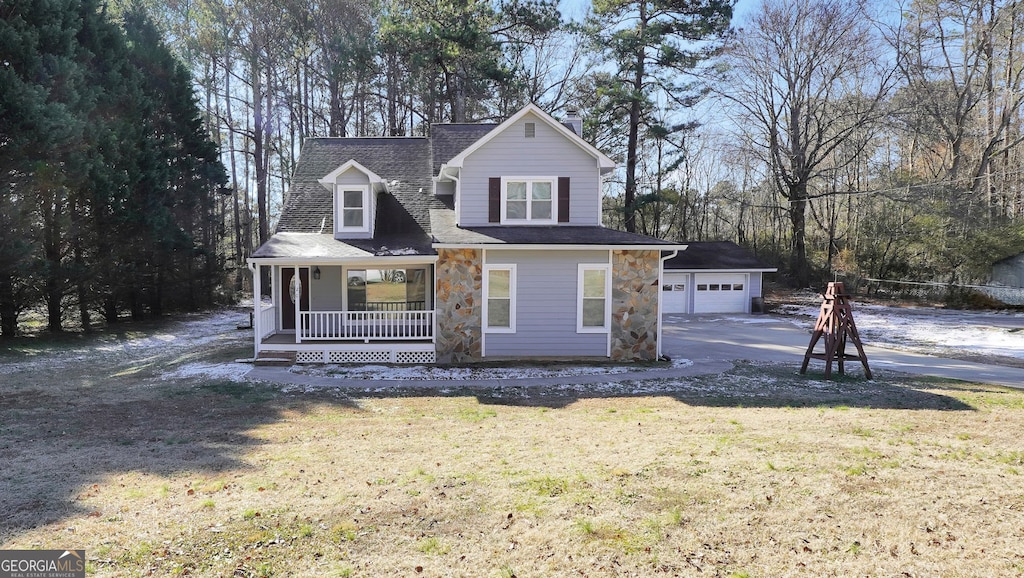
<box><xmin>489</xmin><ymin>177</ymin><xmax>501</xmax><ymax>223</ymax></box>
<box><xmin>558</xmin><ymin>177</ymin><xmax>570</xmax><ymax>223</ymax></box>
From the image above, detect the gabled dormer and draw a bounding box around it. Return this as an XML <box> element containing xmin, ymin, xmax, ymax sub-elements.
<box><xmin>435</xmin><ymin>104</ymin><xmax>616</xmax><ymax>228</ymax></box>
<box><xmin>318</xmin><ymin>159</ymin><xmax>385</xmax><ymax>239</ymax></box>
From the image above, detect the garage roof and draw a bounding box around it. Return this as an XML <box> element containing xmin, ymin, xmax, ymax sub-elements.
<box><xmin>665</xmin><ymin>241</ymin><xmax>777</xmax><ymax>271</ymax></box>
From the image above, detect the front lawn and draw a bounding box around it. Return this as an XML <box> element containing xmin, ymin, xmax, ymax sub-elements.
<box><xmin>1</xmin><ymin>310</ymin><xmax>1022</xmax><ymax>576</ymax></box>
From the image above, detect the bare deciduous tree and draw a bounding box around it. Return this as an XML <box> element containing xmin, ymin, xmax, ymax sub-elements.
<box><xmin>890</xmin><ymin>0</ymin><xmax>1024</xmax><ymax>220</ymax></box>
<box><xmin>721</xmin><ymin>0</ymin><xmax>895</xmax><ymax>286</ymax></box>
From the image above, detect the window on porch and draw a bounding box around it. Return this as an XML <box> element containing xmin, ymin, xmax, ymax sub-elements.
<box><xmin>346</xmin><ymin>268</ymin><xmax>429</xmax><ymax>311</ymax></box>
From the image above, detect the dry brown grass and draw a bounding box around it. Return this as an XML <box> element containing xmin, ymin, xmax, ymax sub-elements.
<box><xmin>2</xmin><ymin>312</ymin><xmax>1024</xmax><ymax>577</ymax></box>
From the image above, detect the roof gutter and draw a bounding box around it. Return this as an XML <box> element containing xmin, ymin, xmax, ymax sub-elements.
<box><xmin>439</xmin><ymin>163</ymin><xmax>460</xmax><ymax>181</ymax></box>
<box><xmin>247</xmin><ymin>256</ymin><xmax>439</xmax><ymax>267</ymax></box>
<box><xmin>665</xmin><ymin>268</ymin><xmax>779</xmax><ymax>274</ymax></box>
<box><xmin>432</xmin><ymin>243</ymin><xmax>687</xmax><ymax>251</ymax></box>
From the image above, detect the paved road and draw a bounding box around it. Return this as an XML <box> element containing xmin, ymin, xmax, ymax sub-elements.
<box><xmin>661</xmin><ymin>313</ymin><xmax>1024</xmax><ymax>389</ymax></box>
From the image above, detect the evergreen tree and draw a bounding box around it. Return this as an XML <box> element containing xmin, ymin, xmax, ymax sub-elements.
<box><xmin>0</xmin><ymin>0</ymin><xmax>225</xmax><ymax>335</ymax></box>
<box><xmin>587</xmin><ymin>0</ymin><xmax>732</xmax><ymax>233</ymax></box>
<box><xmin>0</xmin><ymin>0</ymin><xmax>93</xmax><ymax>333</ymax></box>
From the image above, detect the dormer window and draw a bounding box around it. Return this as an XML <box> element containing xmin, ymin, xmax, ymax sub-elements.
<box><xmin>335</xmin><ymin>185</ymin><xmax>370</xmax><ymax>233</ymax></box>
<box><xmin>501</xmin><ymin>177</ymin><xmax>556</xmax><ymax>223</ymax></box>
<box><xmin>318</xmin><ymin>159</ymin><xmax>381</xmax><ymax>238</ymax></box>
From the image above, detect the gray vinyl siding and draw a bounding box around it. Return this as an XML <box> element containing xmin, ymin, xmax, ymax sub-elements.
<box><xmin>459</xmin><ymin>112</ymin><xmax>602</xmax><ymax>226</ymax></box>
<box><xmin>749</xmin><ymin>273</ymin><xmax>763</xmax><ymax>303</ymax></box>
<box><xmin>309</xmin><ymin>266</ymin><xmax>343</xmax><ymax>311</ymax></box>
<box><xmin>435</xmin><ymin>180</ymin><xmax>455</xmax><ymax>196</ymax></box>
<box><xmin>485</xmin><ymin>250</ymin><xmax>609</xmax><ymax>357</ymax></box>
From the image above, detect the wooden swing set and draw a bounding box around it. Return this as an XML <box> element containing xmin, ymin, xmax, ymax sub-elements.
<box><xmin>800</xmin><ymin>282</ymin><xmax>872</xmax><ymax>380</ymax></box>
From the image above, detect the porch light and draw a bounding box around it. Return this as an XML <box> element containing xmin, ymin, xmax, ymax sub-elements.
<box><xmin>313</xmin><ymin>266</ymin><xmax>321</xmax><ymax>280</ymax></box>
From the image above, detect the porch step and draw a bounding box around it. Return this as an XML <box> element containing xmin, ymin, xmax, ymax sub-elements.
<box><xmin>255</xmin><ymin>352</ymin><xmax>296</xmax><ymax>366</ymax></box>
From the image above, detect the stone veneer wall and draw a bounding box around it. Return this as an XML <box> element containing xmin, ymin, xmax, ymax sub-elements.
<box><xmin>435</xmin><ymin>248</ymin><xmax>483</xmax><ymax>363</ymax></box>
<box><xmin>611</xmin><ymin>250</ymin><xmax>660</xmax><ymax>361</ymax></box>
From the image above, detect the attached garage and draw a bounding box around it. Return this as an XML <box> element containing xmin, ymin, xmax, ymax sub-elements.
<box><xmin>662</xmin><ymin>242</ymin><xmax>777</xmax><ymax>314</ymax></box>
<box><xmin>693</xmin><ymin>273</ymin><xmax>748</xmax><ymax>313</ymax></box>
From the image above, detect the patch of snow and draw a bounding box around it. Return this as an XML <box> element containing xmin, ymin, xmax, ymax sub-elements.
<box><xmin>163</xmin><ymin>361</ymin><xmax>251</xmax><ymax>382</ymax></box>
<box><xmin>375</xmin><ymin>246</ymin><xmax>419</xmax><ymax>256</ymax></box>
<box><xmin>2</xmin><ymin>309</ymin><xmax>251</xmax><ymax>375</ymax></box>
<box><xmin>776</xmin><ymin>302</ymin><xmax>1024</xmax><ymax>360</ymax></box>
<box><xmin>726</xmin><ymin>316</ymin><xmax>781</xmax><ymax>324</ymax></box>
<box><xmin>291</xmin><ymin>362</ymin><xmax>678</xmax><ymax>381</ymax></box>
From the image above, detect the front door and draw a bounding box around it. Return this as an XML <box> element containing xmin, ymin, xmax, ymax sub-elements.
<box><xmin>280</xmin><ymin>267</ymin><xmax>310</xmax><ymax>330</ymax></box>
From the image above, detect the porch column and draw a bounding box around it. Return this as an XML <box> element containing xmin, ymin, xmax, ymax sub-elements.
<box><xmin>251</xmin><ymin>262</ymin><xmax>261</xmax><ymax>359</ymax></box>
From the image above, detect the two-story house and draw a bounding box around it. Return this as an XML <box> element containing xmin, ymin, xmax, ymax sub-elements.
<box><xmin>247</xmin><ymin>104</ymin><xmax>685</xmax><ymax>364</ymax></box>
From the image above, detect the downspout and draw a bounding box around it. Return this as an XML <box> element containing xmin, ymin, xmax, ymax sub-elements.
<box><xmin>481</xmin><ymin>248</ymin><xmax>486</xmax><ymax>358</ymax></box>
<box><xmin>657</xmin><ymin>250</ymin><xmax>679</xmax><ymax>359</ymax></box>
<box><xmin>440</xmin><ymin>164</ymin><xmax>461</xmax><ymax>223</ymax></box>
<box><xmin>608</xmin><ymin>250</ymin><xmax>613</xmax><ymax>358</ymax></box>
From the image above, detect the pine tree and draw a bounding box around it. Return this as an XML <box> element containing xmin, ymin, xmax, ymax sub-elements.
<box><xmin>587</xmin><ymin>0</ymin><xmax>732</xmax><ymax>233</ymax></box>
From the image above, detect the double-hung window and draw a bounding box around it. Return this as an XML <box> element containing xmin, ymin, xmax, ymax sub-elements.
<box><xmin>577</xmin><ymin>264</ymin><xmax>610</xmax><ymax>332</ymax></box>
<box><xmin>336</xmin><ymin>185</ymin><xmax>369</xmax><ymax>233</ymax></box>
<box><xmin>502</xmin><ymin>177</ymin><xmax>556</xmax><ymax>223</ymax></box>
<box><xmin>484</xmin><ymin>265</ymin><xmax>516</xmax><ymax>332</ymax></box>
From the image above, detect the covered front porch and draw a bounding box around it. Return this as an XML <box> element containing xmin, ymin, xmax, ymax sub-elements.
<box><xmin>250</xmin><ymin>259</ymin><xmax>438</xmax><ymax>363</ymax></box>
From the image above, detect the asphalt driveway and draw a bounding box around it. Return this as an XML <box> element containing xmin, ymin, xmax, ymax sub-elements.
<box><xmin>662</xmin><ymin>313</ymin><xmax>1024</xmax><ymax>389</ymax></box>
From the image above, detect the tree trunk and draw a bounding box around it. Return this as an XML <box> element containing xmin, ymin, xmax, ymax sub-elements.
<box><xmin>224</xmin><ymin>52</ymin><xmax>245</xmax><ymax>291</ymax></box>
<box><xmin>788</xmin><ymin>188</ymin><xmax>810</xmax><ymax>287</ymax></box>
<box><xmin>624</xmin><ymin>71</ymin><xmax>643</xmax><ymax>234</ymax></box>
<box><xmin>329</xmin><ymin>75</ymin><xmax>345</xmax><ymax>137</ymax></box>
<box><xmin>253</xmin><ymin>64</ymin><xmax>270</xmax><ymax>247</ymax></box>
<box><xmin>623</xmin><ymin>2</ymin><xmax>647</xmax><ymax>234</ymax></box>
<box><xmin>103</xmin><ymin>296</ymin><xmax>118</xmax><ymax>324</ymax></box>
<box><xmin>75</xmin><ymin>242</ymin><xmax>90</xmax><ymax>332</ymax></box>
<box><xmin>386</xmin><ymin>52</ymin><xmax>400</xmax><ymax>136</ymax></box>
<box><xmin>0</xmin><ymin>277</ymin><xmax>18</xmax><ymax>338</ymax></box>
<box><xmin>129</xmin><ymin>287</ymin><xmax>144</xmax><ymax>320</ymax></box>
<box><xmin>43</xmin><ymin>191</ymin><xmax>63</xmax><ymax>332</ymax></box>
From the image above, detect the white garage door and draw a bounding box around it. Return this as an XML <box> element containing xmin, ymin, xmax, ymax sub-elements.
<box><xmin>661</xmin><ymin>273</ymin><xmax>689</xmax><ymax>313</ymax></box>
<box><xmin>693</xmin><ymin>273</ymin><xmax>748</xmax><ymax>313</ymax></box>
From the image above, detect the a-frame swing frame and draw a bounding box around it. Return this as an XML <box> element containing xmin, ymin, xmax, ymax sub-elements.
<box><xmin>800</xmin><ymin>282</ymin><xmax>872</xmax><ymax>380</ymax></box>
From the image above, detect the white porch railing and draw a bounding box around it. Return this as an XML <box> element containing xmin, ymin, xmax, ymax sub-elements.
<box><xmin>299</xmin><ymin>310</ymin><xmax>435</xmax><ymax>342</ymax></box>
<box><xmin>259</xmin><ymin>305</ymin><xmax>277</xmax><ymax>340</ymax></box>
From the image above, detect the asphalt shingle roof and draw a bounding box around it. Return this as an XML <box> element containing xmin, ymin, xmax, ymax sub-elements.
<box><xmin>276</xmin><ymin>137</ymin><xmax>442</xmax><ymax>236</ymax></box>
<box><xmin>250</xmin><ymin>232</ymin><xmax>435</xmax><ymax>259</ymax></box>
<box><xmin>430</xmin><ymin>124</ymin><xmax>497</xmax><ymax>174</ymax></box>
<box><xmin>429</xmin><ymin>209</ymin><xmax>679</xmax><ymax>246</ymax></box>
<box><xmin>664</xmin><ymin>241</ymin><xmax>777</xmax><ymax>270</ymax></box>
<box><xmin>261</xmin><ymin>118</ymin><xmax>678</xmax><ymax>260</ymax></box>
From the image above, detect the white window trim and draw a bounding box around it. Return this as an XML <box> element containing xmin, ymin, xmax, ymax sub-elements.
<box><xmin>335</xmin><ymin>185</ymin><xmax>370</xmax><ymax>233</ymax></box>
<box><xmin>483</xmin><ymin>264</ymin><xmax>517</xmax><ymax>333</ymax></box>
<box><xmin>500</xmin><ymin>176</ymin><xmax>558</xmax><ymax>224</ymax></box>
<box><xmin>577</xmin><ymin>263</ymin><xmax>611</xmax><ymax>333</ymax></box>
